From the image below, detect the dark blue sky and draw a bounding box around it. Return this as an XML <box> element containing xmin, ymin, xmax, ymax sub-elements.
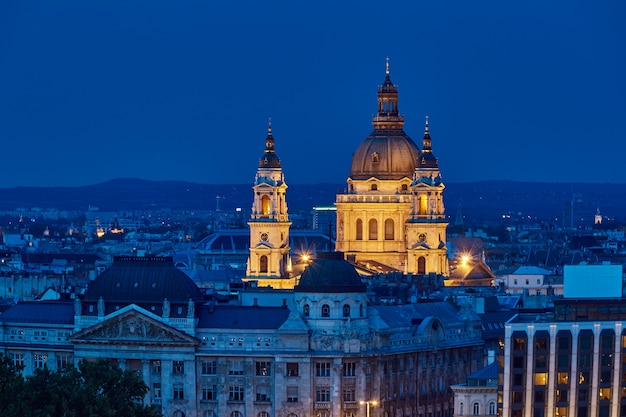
<box><xmin>1</xmin><ymin>1</ymin><xmax>624</xmax><ymax>187</ymax></box>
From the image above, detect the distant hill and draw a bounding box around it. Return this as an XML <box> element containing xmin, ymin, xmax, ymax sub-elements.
<box><xmin>0</xmin><ymin>178</ymin><xmax>625</xmax><ymax>223</ymax></box>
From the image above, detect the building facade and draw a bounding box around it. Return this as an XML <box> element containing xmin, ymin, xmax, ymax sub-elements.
<box><xmin>1</xmin><ymin>254</ymin><xmax>484</xmax><ymax>417</ymax></box>
<box><xmin>500</xmin><ymin>299</ymin><xmax>626</xmax><ymax>417</ymax></box>
<box><xmin>335</xmin><ymin>63</ymin><xmax>448</xmax><ymax>276</ymax></box>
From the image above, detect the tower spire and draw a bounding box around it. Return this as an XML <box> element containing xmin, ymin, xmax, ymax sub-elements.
<box><xmin>373</xmin><ymin>57</ymin><xmax>403</xmax><ymax>130</ymax></box>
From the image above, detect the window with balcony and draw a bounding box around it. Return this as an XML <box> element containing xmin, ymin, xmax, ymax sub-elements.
<box><xmin>316</xmin><ymin>389</ymin><xmax>330</xmax><ymax>402</ymax></box>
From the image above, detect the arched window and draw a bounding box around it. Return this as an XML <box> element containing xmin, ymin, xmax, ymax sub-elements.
<box><xmin>303</xmin><ymin>304</ymin><xmax>310</xmax><ymax>317</ymax></box>
<box><xmin>261</xmin><ymin>195</ymin><xmax>270</xmax><ymax>215</ymax></box>
<box><xmin>259</xmin><ymin>412</ymin><xmax>270</xmax><ymax>417</ymax></box>
<box><xmin>173</xmin><ymin>412</ymin><xmax>185</xmax><ymax>417</ymax></box>
<box><xmin>401</xmin><ymin>184</ymin><xmax>408</xmax><ymax>192</ymax></box>
<box><xmin>368</xmin><ymin>219</ymin><xmax>378</xmax><ymax>240</ymax></box>
<box><xmin>355</xmin><ymin>219</ymin><xmax>363</xmax><ymax>240</ymax></box>
<box><xmin>231</xmin><ymin>412</ymin><xmax>243</xmax><ymax>417</ymax></box>
<box><xmin>371</xmin><ymin>183</ymin><xmax>378</xmax><ymax>191</ymax></box>
<box><xmin>417</xmin><ymin>256</ymin><xmax>426</xmax><ymax>274</ymax></box>
<box><xmin>204</xmin><ymin>412</ymin><xmax>216</xmax><ymax>417</ymax></box>
<box><xmin>459</xmin><ymin>402</ymin><xmax>464</xmax><ymax>416</ymax></box>
<box><xmin>342</xmin><ymin>304</ymin><xmax>350</xmax><ymax>317</ymax></box>
<box><xmin>259</xmin><ymin>255</ymin><xmax>268</xmax><ymax>273</ymax></box>
<box><xmin>473</xmin><ymin>401</ymin><xmax>480</xmax><ymax>416</ymax></box>
<box><xmin>418</xmin><ymin>195</ymin><xmax>428</xmax><ymax>215</ymax></box>
<box><xmin>489</xmin><ymin>401</ymin><xmax>496</xmax><ymax>415</ymax></box>
<box><xmin>384</xmin><ymin>218</ymin><xmax>394</xmax><ymax>240</ymax></box>
<box><xmin>321</xmin><ymin>304</ymin><xmax>330</xmax><ymax>318</ymax></box>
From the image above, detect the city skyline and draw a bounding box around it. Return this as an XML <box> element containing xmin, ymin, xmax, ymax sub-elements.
<box><xmin>1</xmin><ymin>1</ymin><xmax>624</xmax><ymax>188</ymax></box>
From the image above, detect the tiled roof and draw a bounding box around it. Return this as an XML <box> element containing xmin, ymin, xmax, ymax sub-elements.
<box><xmin>0</xmin><ymin>301</ymin><xmax>74</xmax><ymax>324</ymax></box>
<box><xmin>197</xmin><ymin>305</ymin><xmax>290</xmax><ymax>329</ymax></box>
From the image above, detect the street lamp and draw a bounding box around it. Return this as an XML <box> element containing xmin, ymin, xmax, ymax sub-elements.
<box><xmin>360</xmin><ymin>400</ymin><xmax>378</xmax><ymax>417</ymax></box>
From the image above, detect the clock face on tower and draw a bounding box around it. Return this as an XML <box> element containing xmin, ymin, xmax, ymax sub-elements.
<box><xmin>260</xmin><ymin>232</ymin><xmax>269</xmax><ymax>242</ymax></box>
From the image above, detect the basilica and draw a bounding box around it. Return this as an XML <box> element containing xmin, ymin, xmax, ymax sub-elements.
<box><xmin>0</xmin><ymin>65</ymin><xmax>482</xmax><ymax>417</ymax></box>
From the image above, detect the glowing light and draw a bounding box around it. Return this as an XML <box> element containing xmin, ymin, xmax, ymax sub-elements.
<box><xmin>461</xmin><ymin>255</ymin><xmax>470</xmax><ymax>267</ymax></box>
<box><xmin>301</xmin><ymin>254</ymin><xmax>310</xmax><ymax>263</ymax></box>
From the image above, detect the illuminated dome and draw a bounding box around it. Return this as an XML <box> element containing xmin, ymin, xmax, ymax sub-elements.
<box><xmin>349</xmin><ymin>63</ymin><xmax>420</xmax><ymax>180</ymax></box>
<box><xmin>350</xmin><ymin>132</ymin><xmax>420</xmax><ymax>180</ymax></box>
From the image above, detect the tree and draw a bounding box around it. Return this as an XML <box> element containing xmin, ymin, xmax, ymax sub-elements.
<box><xmin>5</xmin><ymin>358</ymin><xmax>160</xmax><ymax>417</ymax></box>
<box><xmin>0</xmin><ymin>354</ymin><xmax>24</xmax><ymax>417</ymax></box>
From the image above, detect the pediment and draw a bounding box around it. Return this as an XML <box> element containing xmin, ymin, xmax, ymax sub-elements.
<box><xmin>254</xmin><ymin>242</ymin><xmax>274</xmax><ymax>249</ymax></box>
<box><xmin>410</xmin><ymin>242</ymin><xmax>431</xmax><ymax>250</ymax></box>
<box><xmin>71</xmin><ymin>308</ymin><xmax>199</xmax><ymax>347</ymax></box>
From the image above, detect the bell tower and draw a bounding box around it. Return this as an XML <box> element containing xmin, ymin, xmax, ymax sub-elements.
<box><xmin>244</xmin><ymin>121</ymin><xmax>294</xmax><ymax>288</ymax></box>
<box><xmin>406</xmin><ymin>116</ymin><xmax>449</xmax><ymax>276</ymax></box>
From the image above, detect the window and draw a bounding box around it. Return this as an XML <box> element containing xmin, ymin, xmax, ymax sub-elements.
<box><xmin>343</xmin><ymin>389</ymin><xmax>356</xmax><ymax>401</ymax></box>
<box><xmin>202</xmin><ymin>385</ymin><xmax>217</xmax><ymax>401</ymax></box>
<box><xmin>371</xmin><ymin>184</ymin><xmax>378</xmax><ymax>191</ymax></box>
<box><xmin>384</xmin><ymin>218</ymin><xmax>394</xmax><ymax>240</ymax></box>
<box><xmin>287</xmin><ymin>362</ymin><xmax>299</xmax><ymax>376</ymax></box>
<box><xmin>57</xmin><ymin>355</ymin><xmax>71</xmax><ymax>369</ymax></box>
<box><xmin>489</xmin><ymin>402</ymin><xmax>496</xmax><ymax>415</ymax></box>
<box><xmin>321</xmin><ymin>304</ymin><xmax>330</xmax><ymax>318</ymax></box>
<box><xmin>368</xmin><ymin>218</ymin><xmax>378</xmax><ymax>240</ymax></box>
<box><xmin>417</xmin><ymin>256</ymin><xmax>426</xmax><ymax>274</ymax></box>
<box><xmin>204</xmin><ymin>412</ymin><xmax>216</xmax><ymax>417</ymax></box>
<box><xmin>260</xmin><ymin>255</ymin><xmax>268</xmax><ymax>273</ymax></box>
<box><xmin>303</xmin><ymin>304</ymin><xmax>310</xmax><ymax>317</ymax></box>
<box><xmin>261</xmin><ymin>195</ymin><xmax>270</xmax><ymax>215</ymax></box>
<box><xmin>342</xmin><ymin>304</ymin><xmax>350</xmax><ymax>317</ymax></box>
<box><xmin>371</xmin><ymin>152</ymin><xmax>379</xmax><ymax>163</ymax></box>
<box><xmin>256</xmin><ymin>361</ymin><xmax>271</xmax><ymax>376</ymax></box>
<box><xmin>173</xmin><ymin>385</ymin><xmax>184</xmax><ymax>400</ymax></box>
<box><xmin>401</xmin><ymin>184</ymin><xmax>408</xmax><ymax>192</ymax></box>
<box><xmin>473</xmin><ymin>402</ymin><xmax>480</xmax><ymax>416</ymax></box>
<box><xmin>418</xmin><ymin>195</ymin><xmax>427</xmax><ymax>215</ymax></box>
<box><xmin>10</xmin><ymin>352</ymin><xmax>24</xmax><ymax>367</ymax></box>
<box><xmin>231</xmin><ymin>412</ymin><xmax>243</xmax><ymax>417</ymax></box>
<box><xmin>34</xmin><ymin>330</ymin><xmax>47</xmax><ymax>340</ymax></box>
<box><xmin>229</xmin><ymin>360</ymin><xmax>244</xmax><ymax>375</ymax></box>
<box><xmin>229</xmin><ymin>386</ymin><xmax>245</xmax><ymax>401</ymax></box>
<box><xmin>256</xmin><ymin>386</ymin><xmax>270</xmax><ymax>402</ymax></box>
<box><xmin>173</xmin><ymin>360</ymin><xmax>184</xmax><ymax>374</ymax></box>
<box><xmin>152</xmin><ymin>360</ymin><xmax>161</xmax><ymax>374</ymax></box>
<box><xmin>316</xmin><ymin>362</ymin><xmax>331</xmax><ymax>377</ymax></box>
<box><xmin>259</xmin><ymin>412</ymin><xmax>270</xmax><ymax>417</ymax></box>
<box><xmin>459</xmin><ymin>402</ymin><xmax>464</xmax><ymax>416</ymax></box>
<box><xmin>34</xmin><ymin>354</ymin><xmax>47</xmax><ymax>369</ymax></box>
<box><xmin>356</xmin><ymin>219</ymin><xmax>363</xmax><ymax>240</ymax></box>
<box><xmin>316</xmin><ymin>388</ymin><xmax>331</xmax><ymax>402</ymax></box>
<box><xmin>173</xmin><ymin>411</ymin><xmax>185</xmax><ymax>417</ymax></box>
<box><xmin>202</xmin><ymin>360</ymin><xmax>217</xmax><ymax>375</ymax></box>
<box><xmin>343</xmin><ymin>362</ymin><xmax>356</xmax><ymax>377</ymax></box>
<box><xmin>153</xmin><ymin>383</ymin><xmax>161</xmax><ymax>400</ymax></box>
<box><xmin>287</xmin><ymin>386</ymin><xmax>298</xmax><ymax>402</ymax></box>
